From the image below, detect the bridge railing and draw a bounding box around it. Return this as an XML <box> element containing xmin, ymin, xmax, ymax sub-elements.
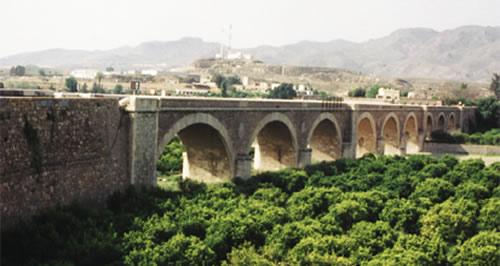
<box><xmin>321</xmin><ymin>96</ymin><xmax>344</xmax><ymax>110</ymax></box>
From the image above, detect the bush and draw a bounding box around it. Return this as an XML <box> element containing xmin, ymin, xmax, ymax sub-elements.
<box><xmin>420</xmin><ymin>198</ymin><xmax>479</xmax><ymax>243</ymax></box>
<box><xmin>450</xmin><ymin>231</ymin><xmax>500</xmax><ymax>266</ymax></box>
<box><xmin>2</xmin><ymin>155</ymin><xmax>498</xmax><ymax>265</ymax></box>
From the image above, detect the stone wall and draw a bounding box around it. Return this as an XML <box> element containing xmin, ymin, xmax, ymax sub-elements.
<box><xmin>0</xmin><ymin>98</ymin><xmax>129</xmax><ymax>227</ymax></box>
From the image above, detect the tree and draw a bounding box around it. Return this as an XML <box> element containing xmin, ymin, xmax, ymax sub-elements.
<box><xmin>64</xmin><ymin>76</ymin><xmax>78</xmax><ymax>92</ymax></box>
<box><xmin>420</xmin><ymin>198</ymin><xmax>479</xmax><ymax>243</ymax></box>
<box><xmin>460</xmin><ymin>83</ymin><xmax>468</xmax><ymax>90</ymax></box>
<box><xmin>348</xmin><ymin>87</ymin><xmax>366</xmax><ymax>97</ymax></box>
<box><xmin>92</xmin><ymin>82</ymin><xmax>104</xmax><ymax>93</ymax></box>
<box><xmin>478</xmin><ymin>198</ymin><xmax>500</xmax><ymax>231</ymax></box>
<box><xmin>267</xmin><ymin>83</ymin><xmax>297</xmax><ymax>99</ymax></box>
<box><xmin>0</xmin><ymin>82</ymin><xmax>4</xmax><ymax>89</ymax></box>
<box><xmin>476</xmin><ymin>97</ymin><xmax>500</xmax><ymax>131</ymax></box>
<box><xmin>213</xmin><ymin>74</ymin><xmax>242</xmax><ymax>97</ymax></box>
<box><xmin>380</xmin><ymin>199</ymin><xmax>421</xmax><ymax>233</ymax></box>
<box><xmin>490</xmin><ymin>73</ymin><xmax>500</xmax><ymax>100</ymax></box>
<box><xmin>105</xmin><ymin>67</ymin><xmax>114</xmax><ymax>72</ymax></box>
<box><xmin>157</xmin><ymin>137</ymin><xmax>184</xmax><ymax>175</ymax></box>
<box><xmin>96</xmin><ymin>72</ymin><xmax>104</xmax><ymax>87</ymax></box>
<box><xmin>450</xmin><ymin>231</ymin><xmax>500</xmax><ymax>266</ymax></box>
<box><xmin>10</xmin><ymin>65</ymin><xmax>25</xmax><ymax>76</ymax></box>
<box><xmin>366</xmin><ymin>85</ymin><xmax>380</xmax><ymax>98</ymax></box>
<box><xmin>38</xmin><ymin>69</ymin><xmax>46</xmax><ymax>77</ymax></box>
<box><xmin>80</xmin><ymin>83</ymin><xmax>88</xmax><ymax>93</ymax></box>
<box><xmin>112</xmin><ymin>84</ymin><xmax>124</xmax><ymax>94</ymax></box>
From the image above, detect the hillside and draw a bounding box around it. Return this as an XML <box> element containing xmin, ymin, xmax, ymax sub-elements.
<box><xmin>1</xmin><ymin>26</ymin><xmax>499</xmax><ymax>81</ymax></box>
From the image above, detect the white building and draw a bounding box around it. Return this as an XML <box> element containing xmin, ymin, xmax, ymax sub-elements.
<box><xmin>70</xmin><ymin>69</ymin><xmax>98</xmax><ymax>80</ymax></box>
<box><xmin>376</xmin><ymin>88</ymin><xmax>400</xmax><ymax>101</ymax></box>
<box><xmin>295</xmin><ymin>84</ymin><xmax>314</xmax><ymax>96</ymax></box>
<box><xmin>141</xmin><ymin>69</ymin><xmax>159</xmax><ymax>76</ymax></box>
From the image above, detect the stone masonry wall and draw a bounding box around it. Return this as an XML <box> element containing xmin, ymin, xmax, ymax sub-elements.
<box><xmin>0</xmin><ymin>98</ymin><xmax>129</xmax><ymax>228</ymax></box>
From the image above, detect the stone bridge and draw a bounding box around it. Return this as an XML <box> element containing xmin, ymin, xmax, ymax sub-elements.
<box><xmin>0</xmin><ymin>95</ymin><xmax>476</xmax><ymax>225</ymax></box>
<box><xmin>121</xmin><ymin>96</ymin><xmax>474</xmax><ymax>185</ymax></box>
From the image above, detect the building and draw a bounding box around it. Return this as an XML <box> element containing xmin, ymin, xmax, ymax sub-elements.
<box><xmin>377</xmin><ymin>88</ymin><xmax>400</xmax><ymax>101</ymax></box>
<box><xmin>141</xmin><ymin>69</ymin><xmax>159</xmax><ymax>76</ymax></box>
<box><xmin>295</xmin><ymin>84</ymin><xmax>314</xmax><ymax>96</ymax></box>
<box><xmin>70</xmin><ymin>69</ymin><xmax>98</xmax><ymax>80</ymax></box>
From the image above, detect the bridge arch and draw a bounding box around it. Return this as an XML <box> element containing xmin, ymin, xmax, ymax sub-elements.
<box><xmin>437</xmin><ymin>112</ymin><xmax>446</xmax><ymax>131</ymax></box>
<box><xmin>158</xmin><ymin>113</ymin><xmax>234</xmax><ymax>183</ymax></box>
<box><xmin>403</xmin><ymin>112</ymin><xmax>419</xmax><ymax>154</ymax></box>
<box><xmin>356</xmin><ymin>112</ymin><xmax>377</xmax><ymax>158</ymax></box>
<box><xmin>249</xmin><ymin>113</ymin><xmax>298</xmax><ymax>171</ymax></box>
<box><xmin>382</xmin><ymin>113</ymin><xmax>401</xmax><ymax>155</ymax></box>
<box><xmin>448</xmin><ymin>113</ymin><xmax>456</xmax><ymax>131</ymax></box>
<box><xmin>307</xmin><ymin>113</ymin><xmax>343</xmax><ymax>162</ymax></box>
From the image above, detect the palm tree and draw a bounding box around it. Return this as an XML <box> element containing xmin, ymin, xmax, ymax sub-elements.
<box><xmin>96</xmin><ymin>72</ymin><xmax>104</xmax><ymax>88</ymax></box>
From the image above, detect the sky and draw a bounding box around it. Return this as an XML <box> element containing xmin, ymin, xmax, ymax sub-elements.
<box><xmin>1</xmin><ymin>0</ymin><xmax>499</xmax><ymax>58</ymax></box>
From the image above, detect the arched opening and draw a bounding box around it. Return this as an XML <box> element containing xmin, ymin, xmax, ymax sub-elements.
<box><xmin>437</xmin><ymin>114</ymin><xmax>446</xmax><ymax>131</ymax></box>
<box><xmin>425</xmin><ymin>115</ymin><xmax>433</xmax><ymax>139</ymax></box>
<box><xmin>309</xmin><ymin>119</ymin><xmax>341</xmax><ymax>162</ymax></box>
<box><xmin>356</xmin><ymin>114</ymin><xmax>377</xmax><ymax>158</ymax></box>
<box><xmin>158</xmin><ymin>116</ymin><xmax>233</xmax><ymax>184</ymax></box>
<box><xmin>382</xmin><ymin>115</ymin><xmax>400</xmax><ymax>155</ymax></box>
<box><xmin>404</xmin><ymin>114</ymin><xmax>419</xmax><ymax>154</ymax></box>
<box><xmin>252</xmin><ymin>121</ymin><xmax>297</xmax><ymax>171</ymax></box>
<box><xmin>448</xmin><ymin>113</ymin><xmax>456</xmax><ymax>132</ymax></box>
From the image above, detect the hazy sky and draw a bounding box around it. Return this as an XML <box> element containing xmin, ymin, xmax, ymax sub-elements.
<box><xmin>1</xmin><ymin>0</ymin><xmax>499</xmax><ymax>57</ymax></box>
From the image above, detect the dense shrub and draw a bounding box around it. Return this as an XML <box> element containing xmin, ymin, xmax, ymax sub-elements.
<box><xmin>2</xmin><ymin>155</ymin><xmax>499</xmax><ymax>265</ymax></box>
<box><xmin>430</xmin><ymin>128</ymin><xmax>500</xmax><ymax>145</ymax></box>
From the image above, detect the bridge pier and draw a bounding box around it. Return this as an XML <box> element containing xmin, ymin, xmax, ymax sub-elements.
<box><xmin>298</xmin><ymin>148</ymin><xmax>312</xmax><ymax>167</ymax></box>
<box><xmin>122</xmin><ymin>97</ymin><xmax>160</xmax><ymax>187</ymax></box>
<box><xmin>235</xmin><ymin>154</ymin><xmax>253</xmax><ymax>179</ymax></box>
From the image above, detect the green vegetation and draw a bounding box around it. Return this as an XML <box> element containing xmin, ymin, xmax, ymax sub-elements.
<box><xmin>64</xmin><ymin>76</ymin><xmax>78</xmax><ymax>92</ymax></box>
<box><xmin>213</xmin><ymin>74</ymin><xmax>242</xmax><ymax>97</ymax></box>
<box><xmin>490</xmin><ymin>73</ymin><xmax>499</xmax><ymax>100</ymax></box>
<box><xmin>112</xmin><ymin>84</ymin><xmax>124</xmax><ymax>94</ymax></box>
<box><xmin>348</xmin><ymin>84</ymin><xmax>383</xmax><ymax>98</ymax></box>
<box><xmin>366</xmin><ymin>84</ymin><xmax>380</xmax><ymax>98</ymax></box>
<box><xmin>2</xmin><ymin>155</ymin><xmax>499</xmax><ymax>265</ymax></box>
<box><xmin>431</xmin><ymin>129</ymin><xmax>500</xmax><ymax>146</ymax></box>
<box><xmin>267</xmin><ymin>83</ymin><xmax>297</xmax><ymax>99</ymax></box>
<box><xmin>348</xmin><ymin>87</ymin><xmax>366</xmax><ymax>97</ymax></box>
<box><xmin>9</xmin><ymin>65</ymin><xmax>26</xmax><ymax>76</ymax></box>
<box><xmin>157</xmin><ymin>137</ymin><xmax>184</xmax><ymax>176</ymax></box>
<box><xmin>445</xmin><ymin>96</ymin><xmax>499</xmax><ymax>131</ymax></box>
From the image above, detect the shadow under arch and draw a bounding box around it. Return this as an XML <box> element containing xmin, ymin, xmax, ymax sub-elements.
<box><xmin>158</xmin><ymin>113</ymin><xmax>234</xmax><ymax>183</ymax></box>
<box><xmin>248</xmin><ymin>113</ymin><xmax>298</xmax><ymax>172</ymax></box>
<box><xmin>448</xmin><ymin>113</ymin><xmax>457</xmax><ymax>132</ymax></box>
<box><xmin>356</xmin><ymin>112</ymin><xmax>377</xmax><ymax>158</ymax></box>
<box><xmin>437</xmin><ymin>112</ymin><xmax>446</xmax><ymax>131</ymax></box>
<box><xmin>307</xmin><ymin>113</ymin><xmax>343</xmax><ymax>162</ymax></box>
<box><xmin>382</xmin><ymin>113</ymin><xmax>401</xmax><ymax>155</ymax></box>
<box><xmin>403</xmin><ymin>112</ymin><xmax>419</xmax><ymax>154</ymax></box>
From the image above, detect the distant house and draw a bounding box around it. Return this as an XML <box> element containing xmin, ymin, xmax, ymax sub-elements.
<box><xmin>70</xmin><ymin>69</ymin><xmax>98</xmax><ymax>80</ymax></box>
<box><xmin>141</xmin><ymin>69</ymin><xmax>159</xmax><ymax>76</ymax></box>
<box><xmin>199</xmin><ymin>74</ymin><xmax>213</xmax><ymax>85</ymax></box>
<box><xmin>241</xmin><ymin>77</ymin><xmax>270</xmax><ymax>92</ymax></box>
<box><xmin>295</xmin><ymin>84</ymin><xmax>314</xmax><ymax>96</ymax></box>
<box><xmin>376</xmin><ymin>88</ymin><xmax>400</xmax><ymax>101</ymax></box>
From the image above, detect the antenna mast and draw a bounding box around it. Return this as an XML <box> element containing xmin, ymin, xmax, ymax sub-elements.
<box><xmin>227</xmin><ymin>24</ymin><xmax>232</xmax><ymax>54</ymax></box>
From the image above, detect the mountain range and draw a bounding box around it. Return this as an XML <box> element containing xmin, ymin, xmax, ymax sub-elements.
<box><xmin>1</xmin><ymin>25</ymin><xmax>499</xmax><ymax>81</ymax></box>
